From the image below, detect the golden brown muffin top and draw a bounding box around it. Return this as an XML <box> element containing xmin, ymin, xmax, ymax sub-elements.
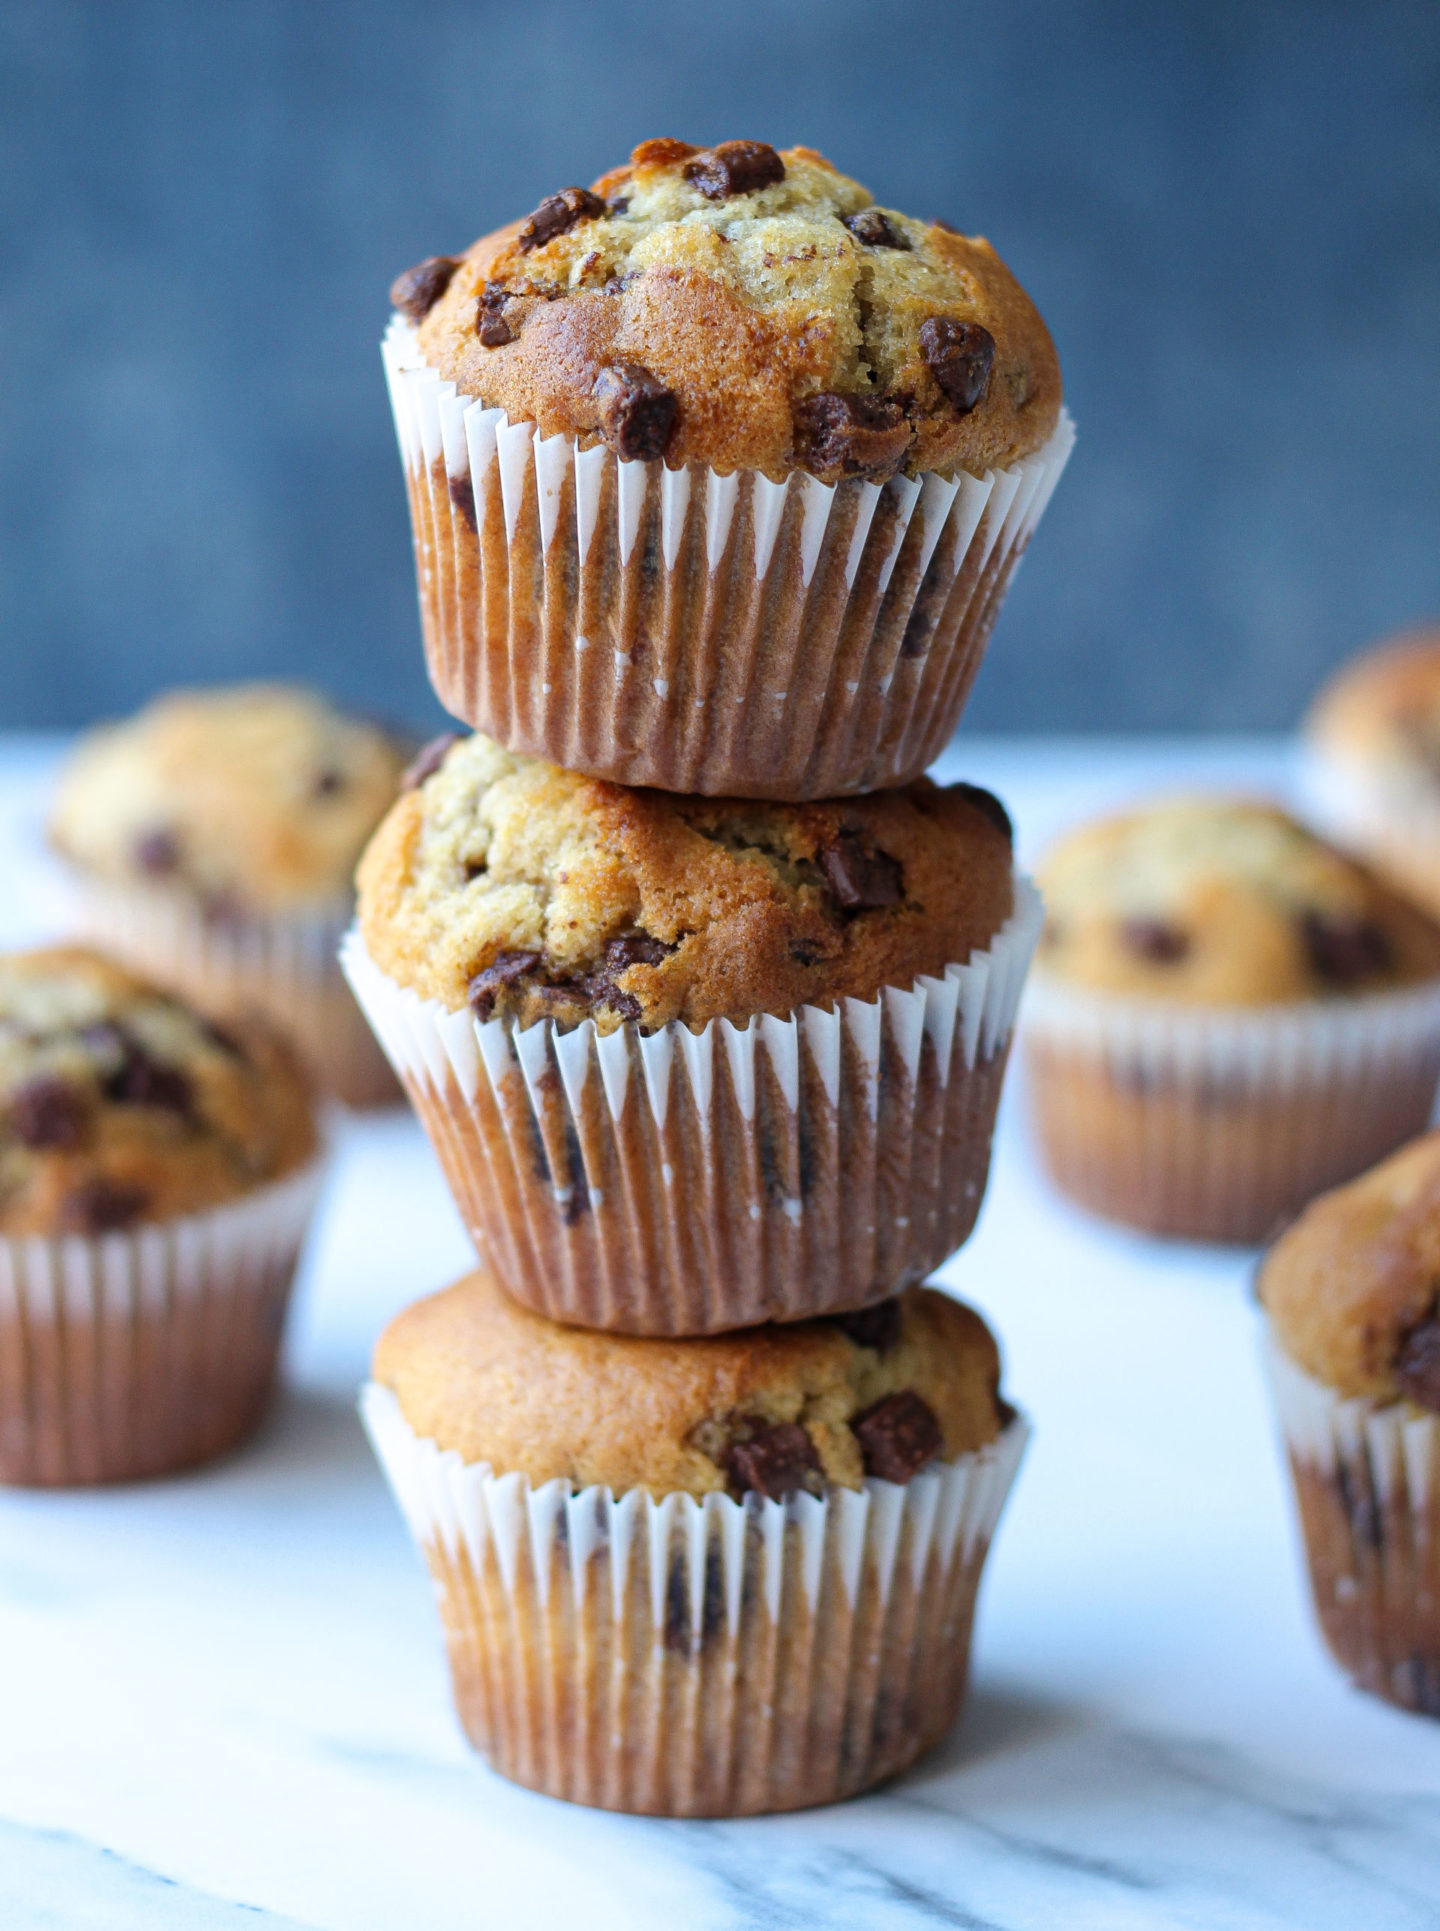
<box><xmin>1034</xmin><ymin>796</ymin><xmax>1440</xmax><ymax>1005</ymax></box>
<box><xmin>51</xmin><ymin>684</ymin><xmax>410</xmax><ymax>917</ymax></box>
<box><xmin>395</xmin><ymin>139</ymin><xmax>1061</xmax><ymax>484</ymax></box>
<box><xmin>355</xmin><ymin>732</ymin><xmax>1014</xmax><ymax>1030</ymax></box>
<box><xmin>1306</xmin><ymin>627</ymin><xmax>1440</xmax><ymax>789</ymax></box>
<box><xmin>1260</xmin><ymin>1130</ymin><xmax>1440</xmax><ymax>1408</ymax></box>
<box><xmin>374</xmin><ymin>1269</ymin><xmax>1008</xmax><ymax>1498</ymax></box>
<box><xmin>0</xmin><ymin>947</ymin><xmax>319</xmax><ymax>1236</ymax></box>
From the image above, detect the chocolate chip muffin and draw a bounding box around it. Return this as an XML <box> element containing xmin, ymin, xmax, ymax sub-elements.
<box><xmin>51</xmin><ymin>684</ymin><xmax>409</xmax><ymax>1104</ymax></box>
<box><xmin>1259</xmin><ymin>1130</ymin><xmax>1440</xmax><ymax>1715</ymax></box>
<box><xmin>363</xmin><ymin>1268</ymin><xmax>1026</xmax><ymax>1814</ymax></box>
<box><xmin>384</xmin><ymin>138</ymin><xmax>1072</xmax><ymax>797</ymax></box>
<box><xmin>1023</xmin><ymin>797</ymin><xmax>1440</xmax><ymax>1242</ymax></box>
<box><xmin>345</xmin><ymin>733</ymin><xmax>1040</xmax><ymax>1332</ymax></box>
<box><xmin>0</xmin><ymin>947</ymin><xmax>323</xmax><ymax>1485</ymax></box>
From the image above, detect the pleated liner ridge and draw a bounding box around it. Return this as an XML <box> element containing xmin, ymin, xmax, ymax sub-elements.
<box><xmin>0</xmin><ymin>1156</ymin><xmax>324</xmax><ymax>1486</ymax></box>
<box><xmin>383</xmin><ymin>316</ymin><xmax>1074</xmax><ymax>800</ymax></box>
<box><xmin>342</xmin><ymin>877</ymin><xmax>1042</xmax><ymax>1335</ymax></box>
<box><xmin>362</xmin><ymin>1381</ymin><xmax>1028</xmax><ymax>1815</ymax></box>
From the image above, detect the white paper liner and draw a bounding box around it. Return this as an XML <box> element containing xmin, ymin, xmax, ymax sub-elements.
<box><xmin>1299</xmin><ymin>741</ymin><xmax>1440</xmax><ymax>922</ymax></box>
<box><xmin>0</xmin><ymin>1153</ymin><xmax>326</xmax><ymax>1485</ymax></box>
<box><xmin>383</xmin><ymin>315</ymin><xmax>1074</xmax><ymax>799</ymax></box>
<box><xmin>342</xmin><ymin>877</ymin><xmax>1042</xmax><ymax>1332</ymax></box>
<box><xmin>361</xmin><ymin>1380</ymin><xmax>1028</xmax><ymax>1814</ymax></box>
<box><xmin>1266</xmin><ymin>1336</ymin><xmax>1440</xmax><ymax>1715</ymax></box>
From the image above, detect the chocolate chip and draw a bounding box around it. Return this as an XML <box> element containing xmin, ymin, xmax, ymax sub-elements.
<box><xmin>134</xmin><ymin>828</ymin><xmax>180</xmax><ymax>876</ymax></box>
<box><xmin>400</xmin><ymin>732</ymin><xmax>463</xmax><ymax>792</ymax></box>
<box><xmin>792</xmin><ymin>392</ymin><xmax>912</xmax><ymax>481</ymax></box>
<box><xmin>105</xmin><ymin>1046</ymin><xmax>192</xmax><ymax>1115</ymax></box>
<box><xmin>919</xmin><ymin>317</ymin><xmax>996</xmax><ymax>416</ymax></box>
<box><xmin>593</xmin><ymin>363</ymin><xmax>679</xmax><ymax>463</ymax></box>
<box><xmin>1121</xmin><ymin>917</ymin><xmax>1190</xmax><ymax>964</ymax></box>
<box><xmin>1396</xmin><ymin>1317</ymin><xmax>1440</xmax><ymax>1412</ymax></box>
<box><xmin>832</xmin><ymin>1300</ymin><xmax>903</xmax><ymax>1352</ymax></box>
<box><xmin>313</xmin><ymin>769</ymin><xmax>344</xmax><ymax>799</ymax></box>
<box><xmin>852</xmin><ymin>1391</ymin><xmax>943</xmax><ymax>1483</ymax></box>
<box><xmin>390</xmin><ymin>256</ymin><xmax>461</xmax><ymax>323</ymax></box>
<box><xmin>683</xmin><ymin>140</ymin><xmax>785</xmax><ymax>200</ymax></box>
<box><xmin>467</xmin><ymin>950</ymin><xmax>542</xmax><ymax>1021</ymax></box>
<box><xmin>60</xmin><ymin>1176</ymin><xmax>149</xmax><ymax>1234</ymax></box>
<box><xmin>820</xmin><ymin>833</ymin><xmax>904</xmax><ymax>912</ymax></box>
<box><xmin>953</xmin><ymin>782</ymin><xmax>1012</xmax><ymax>842</ymax></box>
<box><xmin>789</xmin><ymin>938</ymin><xmax>824</xmax><ymax>967</ymax></box>
<box><xmin>721</xmin><ymin>1418</ymin><xmax>821</xmax><ymax>1501</ymax></box>
<box><xmin>844</xmin><ymin>208</ymin><xmax>911</xmax><ymax>250</ymax></box>
<box><xmin>448</xmin><ymin>473</ymin><xmax>477</xmax><ymax>531</ymax></box>
<box><xmin>475</xmin><ymin>282</ymin><xmax>515</xmax><ymax>348</ymax></box>
<box><xmin>607</xmin><ymin>196</ymin><xmax>631</xmax><ymax>218</ymax></box>
<box><xmin>602</xmin><ymin>934</ymin><xmax>674</xmax><ymax>973</ymax></box>
<box><xmin>1301</xmin><ymin>910</ymin><xmax>1394</xmax><ymax>988</ymax></box>
<box><xmin>517</xmin><ymin>186</ymin><xmax>606</xmax><ymax>252</ymax></box>
<box><xmin>10</xmin><ymin>1076</ymin><xmax>89</xmax><ymax>1151</ymax></box>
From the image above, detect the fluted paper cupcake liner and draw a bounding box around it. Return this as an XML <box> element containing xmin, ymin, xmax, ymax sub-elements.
<box><xmin>1266</xmin><ymin>1337</ymin><xmax>1440</xmax><ymax>1716</ymax></box>
<box><xmin>361</xmin><ymin>1380</ymin><xmax>1027</xmax><ymax>1815</ymax></box>
<box><xmin>1022</xmin><ymin>973</ymin><xmax>1440</xmax><ymax>1242</ymax></box>
<box><xmin>1300</xmin><ymin>743</ymin><xmax>1440</xmax><ymax>925</ymax></box>
<box><xmin>67</xmin><ymin>873</ymin><xmax>398</xmax><ymax>1109</ymax></box>
<box><xmin>383</xmin><ymin>316</ymin><xmax>1074</xmax><ymax>799</ymax></box>
<box><xmin>0</xmin><ymin>1154</ymin><xmax>326</xmax><ymax>1486</ymax></box>
<box><xmin>341</xmin><ymin>878</ymin><xmax>1041</xmax><ymax>1334</ymax></box>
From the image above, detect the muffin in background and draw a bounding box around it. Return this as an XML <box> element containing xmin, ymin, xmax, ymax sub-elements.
<box><xmin>50</xmin><ymin>684</ymin><xmax>409</xmax><ymax>1106</ymax></box>
<box><xmin>385</xmin><ymin>136</ymin><xmax>1071</xmax><ymax>799</ymax></box>
<box><xmin>1023</xmin><ymin>796</ymin><xmax>1440</xmax><ymax>1243</ymax></box>
<box><xmin>363</xmin><ymin>1269</ymin><xmax>1027</xmax><ymax>1815</ymax></box>
<box><xmin>344</xmin><ymin>730</ymin><xmax>1041</xmax><ymax>1334</ymax></box>
<box><xmin>1259</xmin><ymin>1130</ymin><xmax>1440</xmax><ymax>1716</ymax></box>
<box><xmin>0</xmin><ymin>946</ymin><xmax>323</xmax><ymax>1485</ymax></box>
<box><xmin>1304</xmin><ymin>625</ymin><xmax>1440</xmax><ymax>919</ymax></box>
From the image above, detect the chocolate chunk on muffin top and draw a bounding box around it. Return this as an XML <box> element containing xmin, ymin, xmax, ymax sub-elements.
<box><xmin>51</xmin><ymin>684</ymin><xmax>410</xmax><ymax>917</ymax></box>
<box><xmin>1306</xmin><ymin>627</ymin><xmax>1440</xmax><ymax>792</ymax></box>
<box><xmin>397</xmin><ymin>138</ymin><xmax>1061</xmax><ymax>484</ymax></box>
<box><xmin>1260</xmin><ymin>1130</ymin><xmax>1440</xmax><ymax>1407</ymax></box>
<box><xmin>355</xmin><ymin>733</ymin><xmax>1015</xmax><ymax>1032</ymax></box>
<box><xmin>1035</xmin><ymin>797</ymin><xmax>1440</xmax><ymax>1004</ymax></box>
<box><xmin>0</xmin><ymin>948</ymin><xmax>318</xmax><ymax>1236</ymax></box>
<box><xmin>373</xmin><ymin>1270</ymin><xmax>1008</xmax><ymax>1497</ymax></box>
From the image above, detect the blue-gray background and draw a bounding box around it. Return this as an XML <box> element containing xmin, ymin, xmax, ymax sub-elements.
<box><xmin>2</xmin><ymin>0</ymin><xmax>1437</xmax><ymax>734</ymax></box>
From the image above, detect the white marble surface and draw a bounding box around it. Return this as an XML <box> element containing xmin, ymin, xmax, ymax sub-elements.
<box><xmin>4</xmin><ymin>734</ymin><xmax>1440</xmax><ymax>1931</ymax></box>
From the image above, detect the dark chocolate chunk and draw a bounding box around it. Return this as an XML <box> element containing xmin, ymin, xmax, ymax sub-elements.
<box><xmin>517</xmin><ymin>186</ymin><xmax>606</xmax><ymax>252</ymax></box>
<box><xmin>475</xmin><ymin>282</ymin><xmax>515</xmax><ymax>348</ymax></box>
<box><xmin>919</xmin><ymin>317</ymin><xmax>996</xmax><ymax>416</ymax></box>
<box><xmin>60</xmin><ymin>1175</ymin><xmax>149</xmax><ymax>1234</ymax></box>
<box><xmin>1396</xmin><ymin>1317</ymin><xmax>1440</xmax><ymax>1413</ymax></box>
<box><xmin>587</xmin><ymin>934</ymin><xmax>676</xmax><ymax>1024</ymax></box>
<box><xmin>831</xmin><ymin>1300</ymin><xmax>903</xmax><ymax>1352</ymax></box>
<box><xmin>722</xmin><ymin>1418</ymin><xmax>821</xmax><ymax>1501</ymax></box>
<box><xmin>1301</xmin><ymin>910</ymin><xmax>1393</xmax><ymax>988</ymax></box>
<box><xmin>105</xmin><ymin>1045</ymin><xmax>192</xmax><ymax>1115</ymax></box>
<box><xmin>467</xmin><ymin>950</ymin><xmax>542</xmax><ymax>1020</ymax></box>
<box><xmin>448</xmin><ymin>472</ymin><xmax>478</xmax><ymax>531</ymax></box>
<box><xmin>1121</xmin><ymin>917</ymin><xmax>1190</xmax><ymax>964</ymax></box>
<box><xmin>10</xmin><ymin>1076</ymin><xmax>89</xmax><ymax>1151</ymax></box>
<box><xmin>134</xmin><ymin>827</ymin><xmax>180</xmax><ymax>876</ymax></box>
<box><xmin>390</xmin><ymin>255</ymin><xmax>461</xmax><ymax>323</ymax></box>
<box><xmin>684</xmin><ymin>140</ymin><xmax>785</xmax><ymax>201</ymax></box>
<box><xmin>313</xmin><ymin>768</ymin><xmax>344</xmax><ymax>799</ymax></box>
<box><xmin>844</xmin><ymin>208</ymin><xmax>911</xmax><ymax>250</ymax></box>
<box><xmin>789</xmin><ymin>938</ymin><xmax>824</xmax><ymax>967</ymax></box>
<box><xmin>852</xmin><ymin>1390</ymin><xmax>943</xmax><ymax>1483</ymax></box>
<box><xmin>953</xmin><ymin>782</ymin><xmax>1012</xmax><ymax>842</ymax></box>
<box><xmin>607</xmin><ymin>196</ymin><xmax>631</xmax><ymax>218</ymax></box>
<box><xmin>593</xmin><ymin>363</ymin><xmax>679</xmax><ymax>463</ymax></box>
<box><xmin>400</xmin><ymin>732</ymin><xmax>463</xmax><ymax>793</ymax></box>
<box><xmin>793</xmin><ymin>392</ymin><xmax>911</xmax><ymax>480</ymax></box>
<box><xmin>820</xmin><ymin>832</ymin><xmax>904</xmax><ymax>912</ymax></box>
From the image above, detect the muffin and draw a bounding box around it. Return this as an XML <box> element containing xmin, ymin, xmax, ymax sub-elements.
<box><xmin>383</xmin><ymin>137</ymin><xmax>1071</xmax><ymax>798</ymax></box>
<box><xmin>1023</xmin><ymin>797</ymin><xmax>1440</xmax><ymax>1242</ymax></box>
<box><xmin>343</xmin><ymin>731</ymin><xmax>1041</xmax><ymax>1332</ymax></box>
<box><xmin>50</xmin><ymin>683</ymin><xmax>410</xmax><ymax>1105</ymax></box>
<box><xmin>0</xmin><ymin>947</ymin><xmax>323</xmax><ymax>1484</ymax></box>
<box><xmin>1304</xmin><ymin>626</ymin><xmax>1440</xmax><ymax>919</ymax></box>
<box><xmin>1259</xmin><ymin>1130</ymin><xmax>1440</xmax><ymax>1715</ymax></box>
<box><xmin>362</xmin><ymin>1269</ymin><xmax>1026</xmax><ymax>1815</ymax></box>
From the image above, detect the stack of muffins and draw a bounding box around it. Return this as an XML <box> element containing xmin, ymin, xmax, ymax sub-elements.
<box><xmin>346</xmin><ymin>138</ymin><xmax>1073</xmax><ymax>1814</ymax></box>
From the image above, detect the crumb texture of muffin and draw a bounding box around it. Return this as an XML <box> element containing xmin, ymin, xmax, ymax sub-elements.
<box><xmin>1307</xmin><ymin>628</ymin><xmax>1440</xmax><ymax>785</ymax></box>
<box><xmin>51</xmin><ymin>684</ymin><xmax>409</xmax><ymax>916</ymax></box>
<box><xmin>374</xmin><ymin>1269</ymin><xmax>1005</xmax><ymax>1497</ymax></box>
<box><xmin>400</xmin><ymin>139</ymin><xmax>1060</xmax><ymax>482</ymax></box>
<box><xmin>0</xmin><ymin>947</ymin><xmax>317</xmax><ymax>1236</ymax></box>
<box><xmin>356</xmin><ymin>732</ymin><xmax>1014</xmax><ymax>1030</ymax></box>
<box><xmin>1035</xmin><ymin>796</ymin><xmax>1440</xmax><ymax>1004</ymax></box>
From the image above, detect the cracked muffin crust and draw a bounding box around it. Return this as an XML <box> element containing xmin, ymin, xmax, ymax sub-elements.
<box><xmin>395</xmin><ymin>138</ymin><xmax>1061</xmax><ymax>483</ymax></box>
<box><xmin>373</xmin><ymin>1268</ymin><xmax>1007</xmax><ymax>1498</ymax></box>
<box><xmin>1035</xmin><ymin>797</ymin><xmax>1440</xmax><ymax>1005</ymax></box>
<box><xmin>355</xmin><ymin>732</ymin><xmax>1015</xmax><ymax>1030</ymax></box>
<box><xmin>0</xmin><ymin>947</ymin><xmax>318</xmax><ymax>1236</ymax></box>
